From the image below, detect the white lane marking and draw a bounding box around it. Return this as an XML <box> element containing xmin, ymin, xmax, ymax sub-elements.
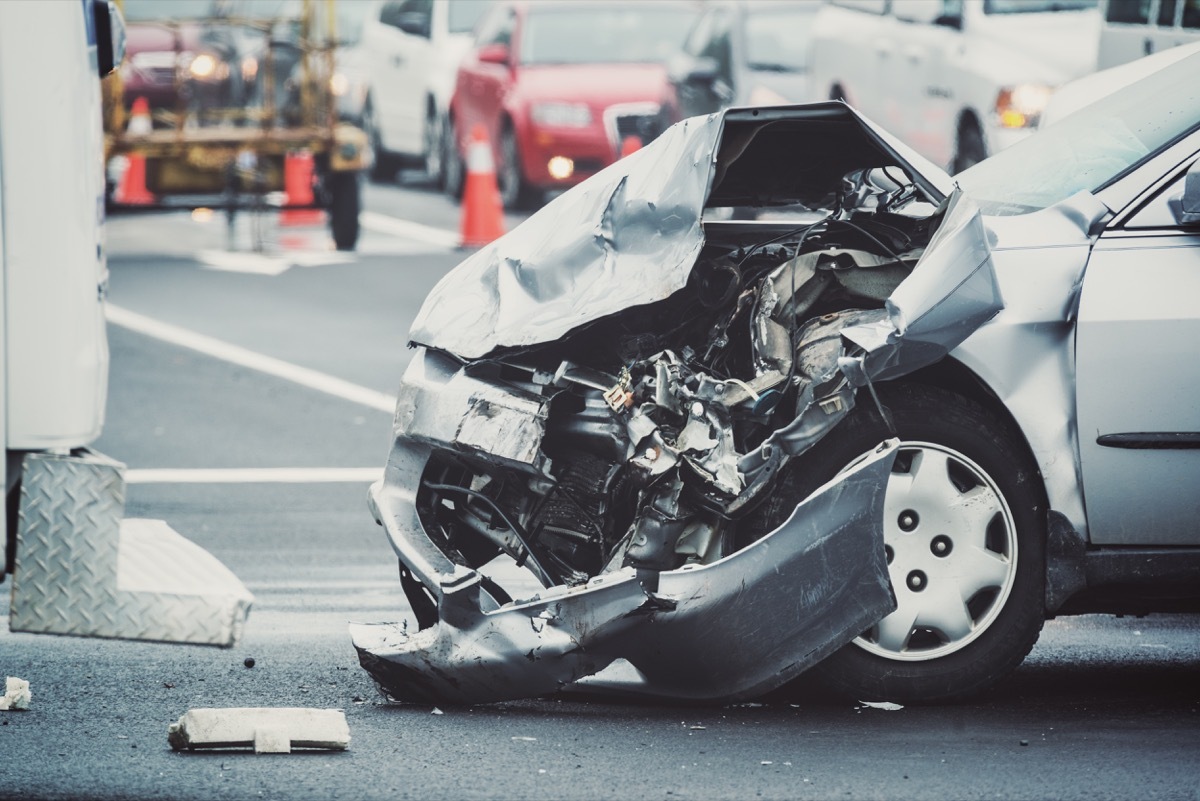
<box><xmin>198</xmin><ymin>249</ymin><xmax>293</xmax><ymax>275</ymax></box>
<box><xmin>126</xmin><ymin>467</ymin><xmax>383</xmax><ymax>484</ymax></box>
<box><xmin>198</xmin><ymin>249</ymin><xmax>354</xmax><ymax>275</ymax></box>
<box><xmin>359</xmin><ymin>210</ymin><xmax>460</xmax><ymax>249</ymax></box>
<box><xmin>105</xmin><ymin>304</ymin><xmax>397</xmax><ymax>413</ymax></box>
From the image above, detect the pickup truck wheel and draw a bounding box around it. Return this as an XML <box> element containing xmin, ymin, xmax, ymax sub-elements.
<box><xmin>777</xmin><ymin>383</ymin><xmax>1046</xmax><ymax>702</ymax></box>
<box><xmin>328</xmin><ymin>171</ymin><xmax>360</xmax><ymax>251</ymax></box>
<box><xmin>499</xmin><ymin>127</ymin><xmax>537</xmax><ymax>210</ymax></box>
<box><xmin>443</xmin><ymin>115</ymin><xmax>464</xmax><ymax>200</ymax></box>
<box><xmin>364</xmin><ymin>100</ymin><xmax>397</xmax><ymax>183</ymax></box>
<box><xmin>423</xmin><ymin>107</ymin><xmax>445</xmax><ymax>187</ymax></box>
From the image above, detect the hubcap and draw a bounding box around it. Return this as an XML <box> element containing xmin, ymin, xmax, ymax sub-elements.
<box><xmin>854</xmin><ymin>442</ymin><xmax>1017</xmax><ymax>661</ymax></box>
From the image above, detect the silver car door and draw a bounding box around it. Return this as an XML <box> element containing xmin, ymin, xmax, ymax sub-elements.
<box><xmin>1076</xmin><ymin>158</ymin><xmax>1200</xmax><ymax>545</ymax></box>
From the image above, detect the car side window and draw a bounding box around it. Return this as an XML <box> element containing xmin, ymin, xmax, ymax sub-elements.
<box><xmin>1105</xmin><ymin>0</ymin><xmax>1151</xmax><ymax>24</ymax></box>
<box><xmin>1123</xmin><ymin>162</ymin><xmax>1197</xmax><ymax>228</ymax></box>
<box><xmin>380</xmin><ymin>0</ymin><xmax>432</xmax><ymax>31</ymax></box>
<box><xmin>1158</xmin><ymin>0</ymin><xmax>1177</xmax><ymax>26</ymax></box>
<box><xmin>1183</xmin><ymin>0</ymin><xmax>1200</xmax><ymax>28</ymax></box>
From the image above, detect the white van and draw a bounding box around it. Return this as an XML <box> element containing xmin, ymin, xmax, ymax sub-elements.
<box><xmin>1097</xmin><ymin>0</ymin><xmax>1200</xmax><ymax>69</ymax></box>
<box><xmin>808</xmin><ymin>0</ymin><xmax>1101</xmax><ymax>173</ymax></box>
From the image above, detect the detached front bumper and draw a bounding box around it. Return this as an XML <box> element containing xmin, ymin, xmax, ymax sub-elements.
<box><xmin>354</xmin><ymin>348</ymin><xmax>898</xmax><ymax>705</ymax></box>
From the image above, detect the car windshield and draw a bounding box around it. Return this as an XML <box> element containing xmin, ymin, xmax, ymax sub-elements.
<box><xmin>448</xmin><ymin>0</ymin><xmax>494</xmax><ymax>34</ymax></box>
<box><xmin>984</xmin><ymin>0</ymin><xmax>1097</xmax><ymax>12</ymax></box>
<box><xmin>955</xmin><ymin>52</ymin><xmax>1200</xmax><ymax>216</ymax></box>
<box><xmin>122</xmin><ymin>0</ymin><xmax>216</xmax><ymax>21</ymax></box>
<box><xmin>744</xmin><ymin>7</ymin><xmax>816</xmax><ymax>72</ymax></box>
<box><xmin>521</xmin><ymin>5</ymin><xmax>695</xmax><ymax>65</ymax></box>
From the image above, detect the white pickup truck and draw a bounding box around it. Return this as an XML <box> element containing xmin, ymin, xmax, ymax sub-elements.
<box><xmin>808</xmin><ymin>0</ymin><xmax>1101</xmax><ymax>173</ymax></box>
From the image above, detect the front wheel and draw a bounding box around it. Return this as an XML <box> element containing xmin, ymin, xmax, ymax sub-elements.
<box><xmin>781</xmin><ymin>383</ymin><xmax>1046</xmax><ymax>702</ymax></box>
<box><xmin>327</xmin><ymin>170</ymin><xmax>360</xmax><ymax>251</ymax></box>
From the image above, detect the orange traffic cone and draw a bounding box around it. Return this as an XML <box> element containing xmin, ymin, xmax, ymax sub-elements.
<box><xmin>114</xmin><ymin>96</ymin><xmax>155</xmax><ymax>205</ymax></box>
<box><xmin>280</xmin><ymin>150</ymin><xmax>325</xmax><ymax>226</ymax></box>
<box><xmin>459</xmin><ymin>125</ymin><xmax>505</xmax><ymax>248</ymax></box>
<box><xmin>620</xmin><ymin>135</ymin><xmax>642</xmax><ymax>158</ymax></box>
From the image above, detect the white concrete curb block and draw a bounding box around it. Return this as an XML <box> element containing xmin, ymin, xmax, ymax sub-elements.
<box><xmin>168</xmin><ymin>708</ymin><xmax>351</xmax><ymax>753</ymax></box>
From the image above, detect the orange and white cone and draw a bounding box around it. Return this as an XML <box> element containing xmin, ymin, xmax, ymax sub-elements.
<box><xmin>280</xmin><ymin>150</ymin><xmax>325</xmax><ymax>227</ymax></box>
<box><xmin>115</xmin><ymin>96</ymin><xmax>155</xmax><ymax>205</ymax></box>
<box><xmin>459</xmin><ymin>125</ymin><xmax>505</xmax><ymax>248</ymax></box>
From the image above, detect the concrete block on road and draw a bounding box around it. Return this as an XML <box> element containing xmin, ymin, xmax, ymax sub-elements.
<box><xmin>168</xmin><ymin>708</ymin><xmax>351</xmax><ymax>753</ymax></box>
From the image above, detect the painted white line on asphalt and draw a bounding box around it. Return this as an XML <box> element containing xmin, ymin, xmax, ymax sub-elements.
<box><xmin>359</xmin><ymin>210</ymin><xmax>460</xmax><ymax>249</ymax></box>
<box><xmin>105</xmin><ymin>304</ymin><xmax>397</xmax><ymax>413</ymax></box>
<box><xmin>197</xmin><ymin>249</ymin><xmax>292</xmax><ymax>275</ymax></box>
<box><xmin>126</xmin><ymin>467</ymin><xmax>383</xmax><ymax>484</ymax></box>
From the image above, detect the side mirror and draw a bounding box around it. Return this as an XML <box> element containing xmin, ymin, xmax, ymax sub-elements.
<box><xmin>396</xmin><ymin>12</ymin><xmax>431</xmax><ymax>38</ymax></box>
<box><xmin>1180</xmin><ymin>160</ymin><xmax>1200</xmax><ymax>225</ymax></box>
<box><xmin>93</xmin><ymin>0</ymin><xmax>126</xmax><ymax>77</ymax></box>
<box><xmin>477</xmin><ymin>43</ymin><xmax>511</xmax><ymax>66</ymax></box>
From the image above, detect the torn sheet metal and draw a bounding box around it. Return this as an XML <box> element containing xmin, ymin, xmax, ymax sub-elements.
<box><xmin>839</xmin><ymin>190</ymin><xmax>1003</xmax><ymax>382</ymax></box>
<box><xmin>167</xmin><ymin>708</ymin><xmax>350</xmax><ymax>753</ymax></box>
<box><xmin>354</xmin><ymin>441</ymin><xmax>897</xmax><ymax>705</ymax></box>
<box><xmin>409</xmin><ymin>114</ymin><xmax>722</xmax><ymax>360</ymax></box>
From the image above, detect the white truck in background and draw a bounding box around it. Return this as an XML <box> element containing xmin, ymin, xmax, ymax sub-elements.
<box><xmin>808</xmin><ymin>0</ymin><xmax>1101</xmax><ymax>173</ymax></box>
<box><xmin>0</xmin><ymin>0</ymin><xmax>251</xmax><ymax>647</ymax></box>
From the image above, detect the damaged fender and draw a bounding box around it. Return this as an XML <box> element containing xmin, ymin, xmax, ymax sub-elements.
<box><xmin>353</xmin><ymin>441</ymin><xmax>898</xmax><ymax>705</ymax></box>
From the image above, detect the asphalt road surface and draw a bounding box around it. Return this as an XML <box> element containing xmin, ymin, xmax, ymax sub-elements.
<box><xmin>2</xmin><ymin>178</ymin><xmax>1198</xmax><ymax>801</ymax></box>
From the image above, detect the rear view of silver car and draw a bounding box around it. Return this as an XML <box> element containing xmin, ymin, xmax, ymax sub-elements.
<box><xmin>355</xmin><ymin>53</ymin><xmax>1200</xmax><ymax>705</ymax></box>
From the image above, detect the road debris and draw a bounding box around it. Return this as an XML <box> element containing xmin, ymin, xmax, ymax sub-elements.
<box><xmin>858</xmin><ymin>700</ymin><xmax>904</xmax><ymax>711</ymax></box>
<box><xmin>167</xmin><ymin>708</ymin><xmax>350</xmax><ymax>753</ymax></box>
<box><xmin>0</xmin><ymin>677</ymin><xmax>31</xmax><ymax>710</ymax></box>
<box><xmin>244</xmin><ymin>658</ymin><xmax>256</xmax><ymax>668</ymax></box>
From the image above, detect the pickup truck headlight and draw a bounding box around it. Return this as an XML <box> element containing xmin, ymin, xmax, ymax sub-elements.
<box><xmin>530</xmin><ymin>102</ymin><xmax>592</xmax><ymax>128</ymax></box>
<box><xmin>995</xmin><ymin>84</ymin><xmax>1052</xmax><ymax>129</ymax></box>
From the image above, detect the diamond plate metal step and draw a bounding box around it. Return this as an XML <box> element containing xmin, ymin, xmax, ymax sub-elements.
<box><xmin>9</xmin><ymin>450</ymin><xmax>252</xmax><ymax>646</ymax></box>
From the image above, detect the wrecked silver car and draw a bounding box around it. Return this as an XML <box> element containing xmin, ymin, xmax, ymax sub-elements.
<box><xmin>355</xmin><ymin>53</ymin><xmax>1200</xmax><ymax>705</ymax></box>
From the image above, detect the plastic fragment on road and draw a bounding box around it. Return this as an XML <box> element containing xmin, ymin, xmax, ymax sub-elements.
<box><xmin>9</xmin><ymin>451</ymin><xmax>254</xmax><ymax>647</ymax></box>
<box><xmin>167</xmin><ymin>708</ymin><xmax>350</xmax><ymax>754</ymax></box>
<box><xmin>858</xmin><ymin>700</ymin><xmax>904</xmax><ymax>711</ymax></box>
<box><xmin>0</xmin><ymin>677</ymin><xmax>31</xmax><ymax>710</ymax></box>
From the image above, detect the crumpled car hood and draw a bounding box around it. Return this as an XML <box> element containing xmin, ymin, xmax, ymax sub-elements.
<box><xmin>409</xmin><ymin>103</ymin><xmax>956</xmax><ymax>361</ymax></box>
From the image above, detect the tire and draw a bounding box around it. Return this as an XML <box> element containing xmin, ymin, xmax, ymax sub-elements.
<box><xmin>363</xmin><ymin>98</ymin><xmax>397</xmax><ymax>183</ymax></box>
<box><xmin>773</xmin><ymin>383</ymin><xmax>1045</xmax><ymax>703</ymax></box>
<box><xmin>952</xmin><ymin>120</ymin><xmax>986</xmax><ymax>174</ymax></box>
<box><xmin>328</xmin><ymin>170</ymin><xmax>360</xmax><ymax>251</ymax></box>
<box><xmin>423</xmin><ymin>105</ymin><xmax>445</xmax><ymax>188</ymax></box>
<box><xmin>442</xmin><ymin>114</ymin><xmax>465</xmax><ymax>201</ymax></box>
<box><xmin>498</xmin><ymin>125</ymin><xmax>537</xmax><ymax>210</ymax></box>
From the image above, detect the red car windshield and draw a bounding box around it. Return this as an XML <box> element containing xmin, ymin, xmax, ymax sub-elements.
<box><xmin>520</xmin><ymin>5</ymin><xmax>695</xmax><ymax>66</ymax></box>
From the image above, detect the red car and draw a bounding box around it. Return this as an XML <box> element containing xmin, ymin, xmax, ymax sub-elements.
<box><xmin>445</xmin><ymin>0</ymin><xmax>697</xmax><ymax>209</ymax></box>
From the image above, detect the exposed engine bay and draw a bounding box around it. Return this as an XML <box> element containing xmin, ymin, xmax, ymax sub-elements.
<box><xmin>353</xmin><ymin>104</ymin><xmax>1001</xmax><ymax>704</ymax></box>
<box><xmin>418</xmin><ymin>167</ymin><xmax>939</xmax><ymax>595</ymax></box>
